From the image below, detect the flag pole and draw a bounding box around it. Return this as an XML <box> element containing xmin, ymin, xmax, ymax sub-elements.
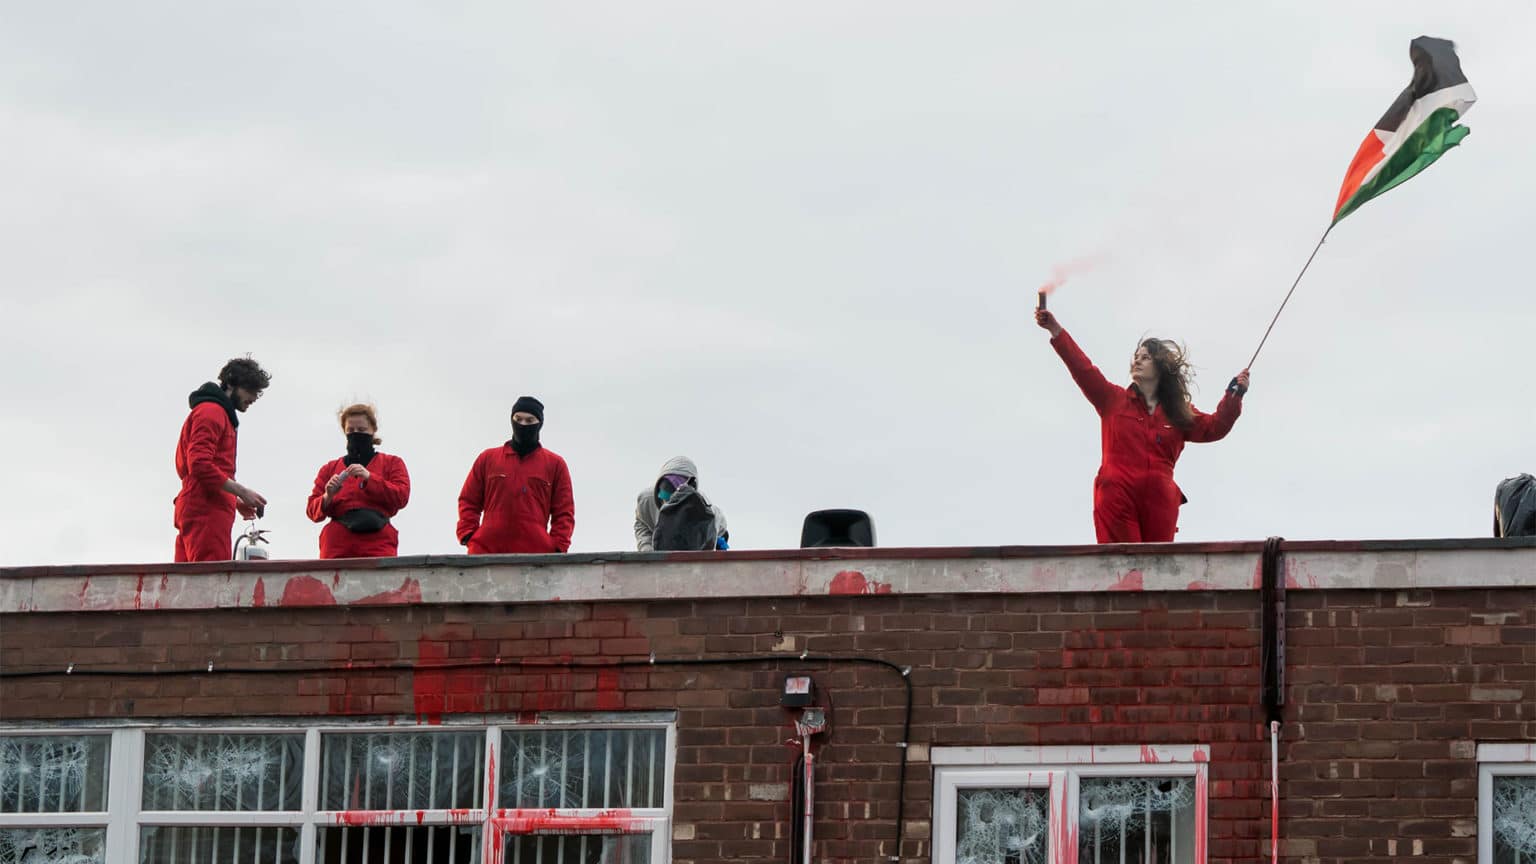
<box><xmin>1247</xmin><ymin>223</ymin><xmax>1335</xmax><ymax>369</ymax></box>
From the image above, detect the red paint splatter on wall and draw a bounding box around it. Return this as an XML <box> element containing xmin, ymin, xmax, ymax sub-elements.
<box><xmin>828</xmin><ymin>570</ymin><xmax>893</xmax><ymax>595</ymax></box>
<box><xmin>1107</xmin><ymin>570</ymin><xmax>1144</xmax><ymax>591</ymax></box>
<box><xmin>495</xmin><ymin>808</ymin><xmax>645</xmax><ymax>834</ymax></box>
<box><xmin>76</xmin><ymin>577</ymin><xmax>91</xmax><ymax>608</ymax></box>
<box><xmin>1139</xmin><ymin>744</ymin><xmax>1161</xmax><ymax>763</ymax></box>
<box><xmin>356</xmin><ymin>578</ymin><xmax>423</xmax><ymax>605</ymax></box>
<box><xmin>1186</xmin><ymin>580</ymin><xmax>1215</xmax><ymax>591</ymax></box>
<box><xmin>411</xmin><ymin>637</ymin><xmax>490</xmax><ymax>724</ymax></box>
<box><xmin>594</xmin><ymin>669</ymin><xmax>623</xmax><ymax>711</ymax></box>
<box><xmin>251</xmin><ymin>577</ymin><xmax>266</xmax><ymax>607</ymax></box>
<box><xmin>279</xmin><ymin>575</ymin><xmax>337</xmax><ymax>607</ymax></box>
<box><xmin>133</xmin><ymin>575</ymin><xmax>145</xmax><ymax>610</ymax></box>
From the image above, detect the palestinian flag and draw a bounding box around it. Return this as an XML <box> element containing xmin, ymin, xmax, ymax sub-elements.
<box><xmin>1332</xmin><ymin>36</ymin><xmax>1476</xmax><ymax>224</ymax></box>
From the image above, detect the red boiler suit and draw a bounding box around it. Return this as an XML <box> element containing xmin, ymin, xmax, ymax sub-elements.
<box><xmin>173</xmin><ymin>397</ymin><xmax>239</xmax><ymax>562</ymax></box>
<box><xmin>305</xmin><ymin>453</ymin><xmax>411</xmax><ymax>559</ymax></box>
<box><xmin>1051</xmin><ymin>330</ymin><xmax>1243</xmax><ymax>543</ymax></box>
<box><xmin>457</xmin><ymin>444</ymin><xmax>575</xmax><ymax>554</ymax></box>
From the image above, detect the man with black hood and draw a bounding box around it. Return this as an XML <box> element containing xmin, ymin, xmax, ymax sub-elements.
<box><xmin>456</xmin><ymin>396</ymin><xmax>576</xmax><ymax>554</ymax></box>
<box><xmin>173</xmin><ymin>356</ymin><xmax>270</xmax><ymax>562</ymax></box>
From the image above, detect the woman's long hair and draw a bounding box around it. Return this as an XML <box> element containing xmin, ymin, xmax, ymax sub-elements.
<box><xmin>1140</xmin><ymin>339</ymin><xmax>1195</xmax><ymax>429</ymax></box>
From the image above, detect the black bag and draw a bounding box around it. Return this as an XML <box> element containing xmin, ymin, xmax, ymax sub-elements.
<box><xmin>653</xmin><ymin>486</ymin><xmax>719</xmax><ymax>551</ymax></box>
<box><xmin>335</xmin><ymin>508</ymin><xmax>390</xmax><ymax>534</ymax></box>
<box><xmin>1495</xmin><ymin>474</ymin><xmax>1536</xmax><ymax>538</ymax></box>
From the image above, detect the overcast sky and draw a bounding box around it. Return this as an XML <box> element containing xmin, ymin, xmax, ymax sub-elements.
<box><xmin>1</xmin><ymin>2</ymin><xmax>1532</xmax><ymax>567</ymax></box>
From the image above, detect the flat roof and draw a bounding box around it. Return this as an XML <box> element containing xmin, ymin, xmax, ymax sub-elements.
<box><xmin>2</xmin><ymin>538</ymin><xmax>1532</xmax><ymax>614</ymax></box>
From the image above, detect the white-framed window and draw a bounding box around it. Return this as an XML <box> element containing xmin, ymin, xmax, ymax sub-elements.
<box><xmin>1479</xmin><ymin>742</ymin><xmax>1536</xmax><ymax>864</ymax></box>
<box><xmin>0</xmin><ymin>714</ymin><xmax>674</xmax><ymax>864</ymax></box>
<box><xmin>932</xmin><ymin>744</ymin><xmax>1209</xmax><ymax>864</ymax></box>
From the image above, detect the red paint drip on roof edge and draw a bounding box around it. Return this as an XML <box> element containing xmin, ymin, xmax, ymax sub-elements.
<box><xmin>279</xmin><ymin>575</ymin><xmax>337</xmax><ymax>607</ymax></box>
<box><xmin>251</xmin><ymin>576</ymin><xmax>266</xmax><ymax>607</ymax></box>
<box><xmin>828</xmin><ymin>570</ymin><xmax>892</xmax><ymax>595</ymax></box>
<box><xmin>356</xmin><ymin>577</ymin><xmax>423</xmax><ymax>605</ymax></box>
<box><xmin>1108</xmin><ymin>569</ymin><xmax>1144</xmax><ymax>591</ymax></box>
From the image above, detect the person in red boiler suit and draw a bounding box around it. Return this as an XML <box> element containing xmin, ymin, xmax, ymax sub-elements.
<box><xmin>457</xmin><ymin>396</ymin><xmax>575</xmax><ymax>554</ymax></box>
<box><xmin>305</xmin><ymin>403</ymin><xmax>411</xmax><ymax>558</ymax></box>
<box><xmin>173</xmin><ymin>357</ymin><xmax>271</xmax><ymax>562</ymax></box>
<box><xmin>1036</xmin><ymin>308</ymin><xmax>1250</xmax><ymax>543</ymax></box>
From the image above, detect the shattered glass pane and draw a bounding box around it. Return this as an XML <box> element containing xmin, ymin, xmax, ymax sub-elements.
<box><xmin>138</xmin><ymin>826</ymin><xmax>299</xmax><ymax>864</ymax></box>
<box><xmin>500</xmin><ymin>729</ymin><xmax>665</xmax><ymax>809</ymax></box>
<box><xmin>504</xmin><ymin>833</ymin><xmax>651</xmax><ymax>864</ymax></box>
<box><xmin>1493</xmin><ymin>775</ymin><xmax>1536</xmax><ymax>863</ymax></box>
<box><xmin>1077</xmin><ymin>776</ymin><xmax>1195</xmax><ymax>864</ymax></box>
<box><xmin>0</xmin><ymin>827</ymin><xmax>106</xmax><ymax>864</ymax></box>
<box><xmin>317</xmin><ymin>825</ymin><xmax>480</xmax><ymax>864</ymax></box>
<box><xmin>142</xmin><ymin>733</ymin><xmax>303</xmax><ymax>811</ymax></box>
<box><xmin>954</xmin><ymin>787</ymin><xmax>1048</xmax><ymax>864</ymax></box>
<box><xmin>0</xmin><ymin>736</ymin><xmax>110</xmax><ymax>814</ymax></box>
<box><xmin>321</xmin><ymin>732</ymin><xmax>484</xmax><ymax>811</ymax></box>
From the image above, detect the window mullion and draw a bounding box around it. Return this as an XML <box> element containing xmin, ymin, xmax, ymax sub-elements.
<box><xmin>107</xmin><ymin>727</ymin><xmax>144</xmax><ymax>861</ymax></box>
<box><xmin>483</xmin><ymin>726</ymin><xmax>502</xmax><ymax>863</ymax></box>
<box><xmin>300</xmin><ymin>727</ymin><xmax>320</xmax><ymax>864</ymax></box>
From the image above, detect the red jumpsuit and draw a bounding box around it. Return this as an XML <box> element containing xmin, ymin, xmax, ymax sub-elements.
<box><xmin>1051</xmin><ymin>330</ymin><xmax>1243</xmax><ymax>543</ymax></box>
<box><xmin>305</xmin><ymin>453</ymin><xmax>411</xmax><ymax>559</ymax></box>
<box><xmin>173</xmin><ymin>398</ymin><xmax>239</xmax><ymax>562</ymax></box>
<box><xmin>457</xmin><ymin>445</ymin><xmax>575</xmax><ymax>554</ymax></box>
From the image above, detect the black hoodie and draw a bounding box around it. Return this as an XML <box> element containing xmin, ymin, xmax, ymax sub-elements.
<box><xmin>188</xmin><ymin>382</ymin><xmax>239</xmax><ymax>429</ymax></box>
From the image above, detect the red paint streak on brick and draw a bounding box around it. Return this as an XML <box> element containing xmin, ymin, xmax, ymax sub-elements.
<box><xmin>280</xmin><ymin>575</ymin><xmax>337</xmax><ymax>607</ymax></box>
<box><xmin>251</xmin><ymin>577</ymin><xmax>266</xmax><ymax>607</ymax></box>
<box><xmin>133</xmin><ymin>575</ymin><xmax>145</xmax><ymax>610</ymax></box>
<box><xmin>594</xmin><ymin>668</ymin><xmax>623</xmax><ymax>711</ymax></box>
<box><xmin>496</xmin><ymin>809</ymin><xmax>643</xmax><ymax>834</ymax></box>
<box><xmin>828</xmin><ymin>570</ymin><xmax>892</xmax><ymax>595</ymax></box>
<box><xmin>76</xmin><ymin>577</ymin><xmax>91</xmax><ymax>608</ymax></box>
<box><xmin>515</xmin><ymin>711</ymin><xmax>539</xmax><ymax>725</ymax></box>
<box><xmin>411</xmin><ymin>637</ymin><xmax>490</xmax><ymax>724</ymax></box>
<box><xmin>1107</xmin><ymin>570</ymin><xmax>1144</xmax><ymax>591</ymax></box>
<box><xmin>356</xmin><ymin>577</ymin><xmax>423</xmax><ymax>606</ymax></box>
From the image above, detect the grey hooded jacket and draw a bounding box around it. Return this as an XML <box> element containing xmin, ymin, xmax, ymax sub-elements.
<box><xmin>634</xmin><ymin>456</ymin><xmax>728</xmax><ymax>551</ymax></box>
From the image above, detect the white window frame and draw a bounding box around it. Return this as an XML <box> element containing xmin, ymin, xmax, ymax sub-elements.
<box><xmin>1478</xmin><ymin>742</ymin><xmax>1536</xmax><ymax>864</ymax></box>
<box><xmin>932</xmin><ymin>744</ymin><xmax>1210</xmax><ymax>864</ymax></box>
<box><xmin>2</xmin><ymin>713</ymin><xmax>675</xmax><ymax>864</ymax></box>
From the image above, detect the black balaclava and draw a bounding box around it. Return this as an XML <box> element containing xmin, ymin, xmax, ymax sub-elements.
<box><xmin>344</xmin><ymin>432</ymin><xmax>376</xmax><ymax>466</ymax></box>
<box><xmin>509</xmin><ymin>396</ymin><xmax>545</xmax><ymax>457</ymax></box>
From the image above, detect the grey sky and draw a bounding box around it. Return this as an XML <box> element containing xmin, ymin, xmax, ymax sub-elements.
<box><xmin>1</xmin><ymin>2</ymin><xmax>1532</xmax><ymax>566</ymax></box>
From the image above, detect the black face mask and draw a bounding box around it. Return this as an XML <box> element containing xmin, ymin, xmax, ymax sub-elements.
<box><xmin>510</xmin><ymin>422</ymin><xmax>542</xmax><ymax>456</ymax></box>
<box><xmin>344</xmin><ymin>432</ymin><xmax>376</xmax><ymax>466</ymax></box>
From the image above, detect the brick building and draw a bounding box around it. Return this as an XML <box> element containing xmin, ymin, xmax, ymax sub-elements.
<box><xmin>1</xmin><ymin>538</ymin><xmax>1533</xmax><ymax>863</ymax></box>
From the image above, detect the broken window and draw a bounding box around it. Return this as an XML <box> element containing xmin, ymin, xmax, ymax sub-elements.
<box><xmin>504</xmin><ymin>833</ymin><xmax>651</xmax><ymax>864</ymax></box>
<box><xmin>322</xmin><ymin>731</ymin><xmax>484</xmax><ymax>811</ymax></box>
<box><xmin>0</xmin><ymin>735</ymin><xmax>111</xmax><ymax>864</ymax></box>
<box><xmin>933</xmin><ymin>746</ymin><xmax>1209</xmax><ymax>864</ymax></box>
<box><xmin>1078</xmin><ymin>776</ymin><xmax>1195</xmax><ymax>864</ymax></box>
<box><xmin>1492</xmin><ymin>775</ymin><xmax>1536</xmax><ymax>863</ymax></box>
<box><xmin>500</xmin><ymin>728</ymin><xmax>665</xmax><ymax>810</ymax></box>
<box><xmin>0</xmin><ymin>718</ymin><xmax>674</xmax><ymax>864</ymax></box>
<box><xmin>0</xmin><ymin>827</ymin><xmax>107</xmax><ymax>864</ymax></box>
<box><xmin>0</xmin><ymin>735</ymin><xmax>110</xmax><ymax>814</ymax></box>
<box><xmin>142</xmin><ymin>733</ymin><xmax>303</xmax><ymax>811</ymax></box>
<box><xmin>954</xmin><ymin>788</ymin><xmax>1048</xmax><ymax>864</ymax></box>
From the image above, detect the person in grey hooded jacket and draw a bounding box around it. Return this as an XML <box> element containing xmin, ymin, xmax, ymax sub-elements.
<box><xmin>634</xmin><ymin>456</ymin><xmax>729</xmax><ymax>551</ymax></box>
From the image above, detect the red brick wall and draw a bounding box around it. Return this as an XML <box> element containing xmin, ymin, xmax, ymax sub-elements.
<box><xmin>2</xmin><ymin>587</ymin><xmax>1532</xmax><ymax>864</ymax></box>
<box><xmin>1283</xmin><ymin>588</ymin><xmax>1536</xmax><ymax>862</ymax></box>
